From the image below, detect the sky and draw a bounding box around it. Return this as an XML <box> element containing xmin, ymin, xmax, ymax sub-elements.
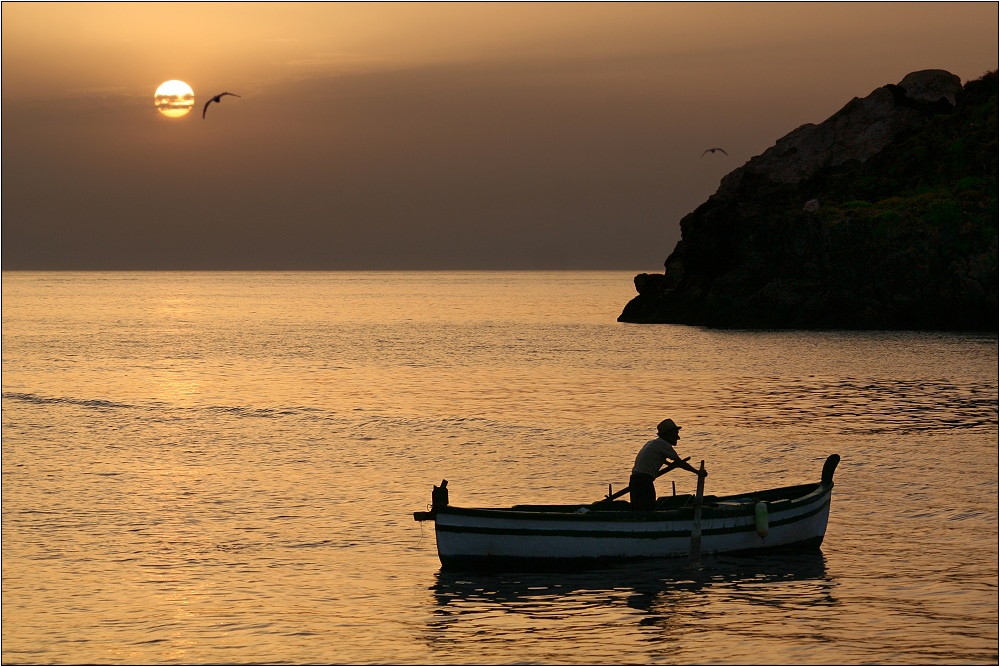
<box><xmin>2</xmin><ymin>2</ymin><xmax>997</xmax><ymax>270</ymax></box>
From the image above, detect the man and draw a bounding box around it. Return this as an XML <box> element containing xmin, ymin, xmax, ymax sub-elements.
<box><xmin>629</xmin><ymin>418</ymin><xmax>706</xmax><ymax>511</ymax></box>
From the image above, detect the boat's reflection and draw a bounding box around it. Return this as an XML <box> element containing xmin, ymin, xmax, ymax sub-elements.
<box><xmin>424</xmin><ymin>551</ymin><xmax>837</xmax><ymax>653</ymax></box>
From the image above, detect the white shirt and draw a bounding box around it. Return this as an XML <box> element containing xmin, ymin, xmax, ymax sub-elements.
<box><xmin>631</xmin><ymin>437</ymin><xmax>681</xmax><ymax>476</ymax></box>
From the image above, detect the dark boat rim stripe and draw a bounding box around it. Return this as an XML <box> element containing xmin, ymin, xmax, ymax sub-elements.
<box><xmin>438</xmin><ymin>535</ymin><xmax>827</xmax><ymax>569</ymax></box>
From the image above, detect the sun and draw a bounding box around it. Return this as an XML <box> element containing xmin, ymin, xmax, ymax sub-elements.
<box><xmin>154</xmin><ymin>80</ymin><xmax>195</xmax><ymax>118</ymax></box>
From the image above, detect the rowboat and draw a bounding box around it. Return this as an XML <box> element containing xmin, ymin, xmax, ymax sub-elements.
<box><xmin>414</xmin><ymin>454</ymin><xmax>840</xmax><ymax>571</ymax></box>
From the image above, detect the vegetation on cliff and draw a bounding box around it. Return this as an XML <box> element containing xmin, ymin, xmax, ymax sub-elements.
<box><xmin>620</xmin><ymin>70</ymin><xmax>997</xmax><ymax>330</ymax></box>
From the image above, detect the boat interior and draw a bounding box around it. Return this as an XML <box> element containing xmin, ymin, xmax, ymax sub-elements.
<box><xmin>508</xmin><ymin>481</ymin><xmax>826</xmax><ymax>515</ymax></box>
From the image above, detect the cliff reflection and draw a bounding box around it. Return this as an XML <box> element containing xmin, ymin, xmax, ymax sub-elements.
<box><xmin>422</xmin><ymin>552</ymin><xmax>837</xmax><ymax>660</ymax></box>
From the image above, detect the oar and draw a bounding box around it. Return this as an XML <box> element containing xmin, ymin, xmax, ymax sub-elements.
<box><xmin>601</xmin><ymin>456</ymin><xmax>692</xmax><ymax>502</ymax></box>
<box><xmin>689</xmin><ymin>460</ymin><xmax>707</xmax><ymax>565</ymax></box>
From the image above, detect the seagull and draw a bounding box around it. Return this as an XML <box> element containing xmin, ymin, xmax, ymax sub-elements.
<box><xmin>202</xmin><ymin>92</ymin><xmax>241</xmax><ymax>119</ymax></box>
<box><xmin>701</xmin><ymin>147</ymin><xmax>728</xmax><ymax>157</ymax></box>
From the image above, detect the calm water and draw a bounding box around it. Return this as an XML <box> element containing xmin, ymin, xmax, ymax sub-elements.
<box><xmin>2</xmin><ymin>271</ymin><xmax>997</xmax><ymax>665</ymax></box>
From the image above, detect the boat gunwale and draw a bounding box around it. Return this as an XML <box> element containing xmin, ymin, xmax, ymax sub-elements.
<box><xmin>430</xmin><ymin>481</ymin><xmax>832</xmax><ymax>523</ymax></box>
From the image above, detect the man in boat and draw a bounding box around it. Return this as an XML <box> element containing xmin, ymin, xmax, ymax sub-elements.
<box><xmin>630</xmin><ymin>418</ymin><xmax>706</xmax><ymax>511</ymax></box>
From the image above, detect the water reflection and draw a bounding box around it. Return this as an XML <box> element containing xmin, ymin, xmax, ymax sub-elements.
<box><xmin>423</xmin><ymin>552</ymin><xmax>837</xmax><ymax>661</ymax></box>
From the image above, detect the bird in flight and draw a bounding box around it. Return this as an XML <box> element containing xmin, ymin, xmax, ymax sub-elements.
<box><xmin>202</xmin><ymin>92</ymin><xmax>241</xmax><ymax>119</ymax></box>
<box><xmin>701</xmin><ymin>147</ymin><xmax>728</xmax><ymax>157</ymax></box>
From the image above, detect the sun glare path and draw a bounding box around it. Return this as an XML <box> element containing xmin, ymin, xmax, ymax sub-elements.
<box><xmin>155</xmin><ymin>80</ymin><xmax>195</xmax><ymax>118</ymax></box>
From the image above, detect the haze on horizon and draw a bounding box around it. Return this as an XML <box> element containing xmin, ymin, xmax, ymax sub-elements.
<box><xmin>2</xmin><ymin>2</ymin><xmax>997</xmax><ymax>270</ymax></box>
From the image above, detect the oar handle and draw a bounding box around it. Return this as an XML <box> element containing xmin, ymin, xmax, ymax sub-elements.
<box><xmin>603</xmin><ymin>456</ymin><xmax>692</xmax><ymax>501</ymax></box>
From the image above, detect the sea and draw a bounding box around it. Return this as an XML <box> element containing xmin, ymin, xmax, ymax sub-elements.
<box><xmin>2</xmin><ymin>271</ymin><xmax>997</xmax><ymax>665</ymax></box>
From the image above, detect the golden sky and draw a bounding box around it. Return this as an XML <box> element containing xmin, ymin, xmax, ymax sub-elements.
<box><xmin>2</xmin><ymin>2</ymin><xmax>997</xmax><ymax>269</ymax></box>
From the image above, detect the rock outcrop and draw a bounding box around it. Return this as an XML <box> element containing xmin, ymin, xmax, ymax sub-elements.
<box><xmin>619</xmin><ymin>70</ymin><xmax>997</xmax><ymax>330</ymax></box>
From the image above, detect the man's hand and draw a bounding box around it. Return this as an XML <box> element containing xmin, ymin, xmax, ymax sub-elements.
<box><xmin>683</xmin><ymin>462</ymin><xmax>705</xmax><ymax>477</ymax></box>
<box><xmin>684</xmin><ymin>461</ymin><xmax>707</xmax><ymax>477</ymax></box>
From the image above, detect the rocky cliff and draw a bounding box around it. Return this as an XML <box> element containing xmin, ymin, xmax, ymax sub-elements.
<box><xmin>619</xmin><ymin>70</ymin><xmax>998</xmax><ymax>330</ymax></box>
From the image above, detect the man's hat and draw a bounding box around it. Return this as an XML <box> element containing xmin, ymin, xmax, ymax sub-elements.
<box><xmin>657</xmin><ymin>418</ymin><xmax>681</xmax><ymax>435</ymax></box>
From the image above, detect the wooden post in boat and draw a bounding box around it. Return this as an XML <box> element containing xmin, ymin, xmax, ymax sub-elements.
<box><xmin>689</xmin><ymin>460</ymin><xmax>706</xmax><ymax>564</ymax></box>
<box><xmin>601</xmin><ymin>457</ymin><xmax>691</xmax><ymax>502</ymax></box>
